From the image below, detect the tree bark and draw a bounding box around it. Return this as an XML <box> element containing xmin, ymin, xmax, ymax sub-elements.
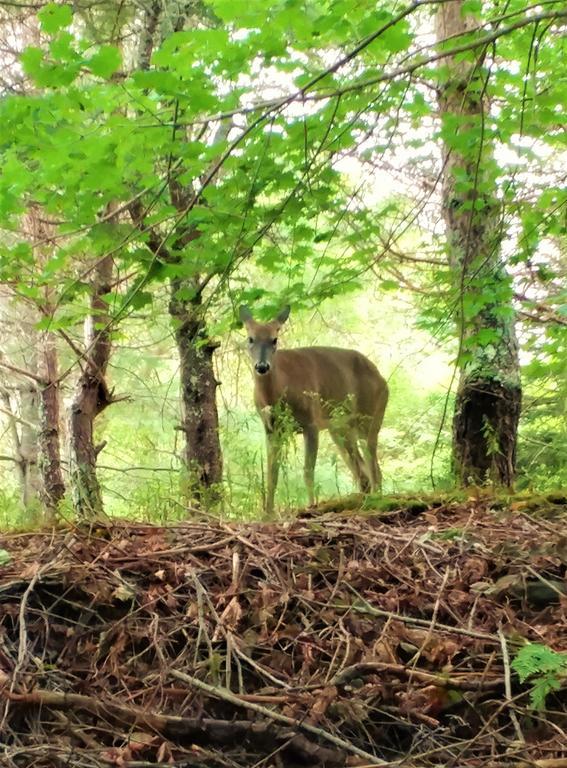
<box><xmin>37</xmin><ymin>334</ymin><xmax>65</xmax><ymax>518</ymax></box>
<box><xmin>0</xmin><ymin>386</ymin><xmax>40</xmax><ymax>509</ymax></box>
<box><xmin>16</xmin><ymin>383</ymin><xmax>41</xmax><ymax>508</ymax></box>
<box><xmin>68</xmin><ymin>254</ymin><xmax>114</xmax><ymax>521</ymax></box>
<box><xmin>169</xmin><ymin>282</ymin><xmax>223</xmax><ymax>497</ymax></box>
<box><xmin>20</xmin><ymin>206</ymin><xmax>66</xmax><ymax>518</ymax></box>
<box><xmin>0</xmin><ymin>298</ymin><xmax>41</xmax><ymax>510</ymax></box>
<box><xmin>436</xmin><ymin>0</ymin><xmax>521</xmax><ymax>486</ymax></box>
<box><xmin>128</xmin><ymin>195</ymin><xmax>224</xmax><ymax>502</ymax></box>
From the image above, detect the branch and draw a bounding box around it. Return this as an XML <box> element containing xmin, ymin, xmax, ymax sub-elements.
<box><xmin>514</xmin><ymin>292</ymin><xmax>567</xmax><ymax>326</ymax></box>
<box><xmin>518</xmin><ymin>309</ymin><xmax>567</xmax><ymax>326</ymax></box>
<box><xmin>3</xmin><ymin>689</ymin><xmax>347</xmax><ymax>767</ymax></box>
<box><xmin>170</xmin><ymin>669</ymin><xmax>388</xmax><ymax>766</ymax></box>
<box><xmin>151</xmin><ymin>8</ymin><xmax>567</xmax><ymax>129</ymax></box>
<box><xmin>0</xmin><ymin>359</ymin><xmax>45</xmax><ymax>385</ymax></box>
<box><xmin>0</xmin><ymin>405</ymin><xmax>38</xmax><ymax>431</ymax></box>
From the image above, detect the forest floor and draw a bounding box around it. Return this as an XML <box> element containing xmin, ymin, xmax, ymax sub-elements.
<box><xmin>0</xmin><ymin>492</ymin><xmax>566</xmax><ymax>767</ymax></box>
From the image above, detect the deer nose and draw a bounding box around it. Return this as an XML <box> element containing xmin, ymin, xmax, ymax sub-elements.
<box><xmin>255</xmin><ymin>362</ymin><xmax>270</xmax><ymax>375</ymax></box>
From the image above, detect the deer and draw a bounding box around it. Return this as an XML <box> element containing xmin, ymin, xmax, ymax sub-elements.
<box><xmin>239</xmin><ymin>305</ymin><xmax>389</xmax><ymax>516</ymax></box>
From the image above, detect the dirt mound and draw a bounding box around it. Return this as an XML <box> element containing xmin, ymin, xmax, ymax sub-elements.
<box><xmin>0</xmin><ymin>497</ymin><xmax>566</xmax><ymax>767</ymax></box>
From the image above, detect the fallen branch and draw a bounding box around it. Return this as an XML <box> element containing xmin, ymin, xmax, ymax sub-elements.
<box><xmin>170</xmin><ymin>669</ymin><xmax>390</xmax><ymax>766</ymax></box>
<box><xmin>3</xmin><ymin>689</ymin><xmax>346</xmax><ymax>766</ymax></box>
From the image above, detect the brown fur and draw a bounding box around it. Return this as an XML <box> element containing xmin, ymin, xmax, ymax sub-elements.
<box><xmin>240</xmin><ymin>307</ymin><xmax>388</xmax><ymax>516</ymax></box>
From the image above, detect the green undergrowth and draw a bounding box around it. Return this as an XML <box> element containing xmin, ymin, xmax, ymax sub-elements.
<box><xmin>0</xmin><ymin>486</ymin><xmax>565</xmax><ymax>533</ymax></box>
<box><xmin>308</xmin><ymin>488</ymin><xmax>567</xmax><ymax>519</ymax></box>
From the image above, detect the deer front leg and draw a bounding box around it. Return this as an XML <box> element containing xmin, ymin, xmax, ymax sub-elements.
<box><xmin>303</xmin><ymin>426</ymin><xmax>319</xmax><ymax>507</ymax></box>
<box><xmin>265</xmin><ymin>429</ymin><xmax>282</xmax><ymax>518</ymax></box>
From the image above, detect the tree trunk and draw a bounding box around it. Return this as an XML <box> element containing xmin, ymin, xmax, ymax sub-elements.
<box><xmin>1</xmin><ymin>386</ymin><xmax>40</xmax><ymax>510</ymax></box>
<box><xmin>169</xmin><ymin>281</ymin><xmax>223</xmax><ymax>497</ymax></box>
<box><xmin>436</xmin><ymin>0</ymin><xmax>521</xmax><ymax>487</ymax></box>
<box><xmin>37</xmin><ymin>334</ymin><xmax>65</xmax><ymax>518</ymax></box>
<box><xmin>17</xmin><ymin>383</ymin><xmax>41</xmax><ymax>508</ymax></box>
<box><xmin>128</xmin><ymin>195</ymin><xmax>224</xmax><ymax>503</ymax></box>
<box><xmin>19</xmin><ymin>205</ymin><xmax>66</xmax><ymax>518</ymax></box>
<box><xmin>129</xmin><ymin>7</ymin><xmax>224</xmax><ymax>504</ymax></box>
<box><xmin>69</xmin><ymin>254</ymin><xmax>114</xmax><ymax>521</ymax></box>
<box><xmin>0</xmin><ymin>283</ymin><xmax>42</xmax><ymax>512</ymax></box>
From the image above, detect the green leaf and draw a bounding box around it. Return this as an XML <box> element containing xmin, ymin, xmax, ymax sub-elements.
<box><xmin>17</xmin><ymin>284</ymin><xmax>40</xmax><ymax>300</ymax></box>
<box><xmin>20</xmin><ymin>46</ymin><xmax>80</xmax><ymax>86</ymax></box>
<box><xmin>468</xmin><ymin>328</ymin><xmax>501</xmax><ymax>347</ymax></box>
<box><xmin>88</xmin><ymin>46</ymin><xmax>121</xmax><ymax>79</ymax></box>
<box><xmin>461</xmin><ymin>0</ymin><xmax>482</xmax><ymax>18</ymax></box>
<box><xmin>512</xmin><ymin>643</ymin><xmax>567</xmax><ymax>710</ymax></box>
<box><xmin>380</xmin><ymin>23</ymin><xmax>413</xmax><ymax>54</ymax></box>
<box><xmin>127</xmin><ymin>291</ymin><xmax>153</xmax><ymax>311</ymax></box>
<box><xmin>12</xmin><ymin>242</ymin><xmax>34</xmax><ymax>264</ymax></box>
<box><xmin>530</xmin><ymin>676</ymin><xmax>562</xmax><ymax>711</ymax></box>
<box><xmin>38</xmin><ymin>3</ymin><xmax>73</xmax><ymax>34</ymax></box>
<box><xmin>0</xmin><ymin>549</ymin><xmax>11</xmax><ymax>566</ymax></box>
<box><xmin>20</xmin><ymin>47</ymin><xmax>44</xmax><ymax>80</ymax></box>
<box><xmin>512</xmin><ymin>643</ymin><xmax>567</xmax><ymax>681</ymax></box>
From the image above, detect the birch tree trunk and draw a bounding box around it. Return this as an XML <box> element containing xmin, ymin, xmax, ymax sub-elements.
<box><xmin>0</xmin><ymin>385</ymin><xmax>40</xmax><ymax>510</ymax></box>
<box><xmin>436</xmin><ymin>1</ymin><xmax>521</xmax><ymax>486</ymax></box>
<box><xmin>16</xmin><ymin>381</ymin><xmax>41</xmax><ymax>508</ymax></box>
<box><xmin>68</xmin><ymin>253</ymin><xmax>114</xmax><ymax>521</ymax></box>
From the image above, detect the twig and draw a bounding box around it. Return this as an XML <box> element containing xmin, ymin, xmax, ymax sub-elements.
<box><xmin>409</xmin><ymin>565</ymin><xmax>451</xmax><ymax>668</ymax></box>
<box><xmin>190</xmin><ymin>564</ymin><xmax>292</xmax><ymax>690</ymax></box>
<box><xmin>498</xmin><ymin>627</ymin><xmax>525</xmax><ymax>744</ymax></box>
<box><xmin>525</xmin><ymin>565</ymin><xmax>567</xmax><ymax>599</ymax></box>
<box><xmin>332</xmin><ymin>661</ymin><xmax>502</xmax><ymax>690</ymax></box>
<box><xmin>0</xmin><ymin>406</ymin><xmax>38</xmax><ymax>430</ymax></box>
<box><xmin>339</xmin><ymin>584</ymin><xmax>506</xmax><ymax>644</ymax></box>
<box><xmin>0</xmin><ymin>359</ymin><xmax>45</xmax><ymax>385</ymax></box>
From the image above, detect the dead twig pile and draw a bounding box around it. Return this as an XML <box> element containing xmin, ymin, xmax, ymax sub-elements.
<box><xmin>0</xmin><ymin>498</ymin><xmax>566</xmax><ymax>767</ymax></box>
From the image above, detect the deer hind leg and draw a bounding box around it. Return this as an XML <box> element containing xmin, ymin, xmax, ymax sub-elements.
<box><xmin>361</xmin><ymin>403</ymin><xmax>387</xmax><ymax>493</ymax></box>
<box><xmin>303</xmin><ymin>426</ymin><xmax>319</xmax><ymax>506</ymax></box>
<box><xmin>330</xmin><ymin>427</ymin><xmax>371</xmax><ymax>493</ymax></box>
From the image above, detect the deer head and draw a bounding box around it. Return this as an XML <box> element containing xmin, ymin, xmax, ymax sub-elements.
<box><xmin>239</xmin><ymin>305</ymin><xmax>290</xmax><ymax>375</ymax></box>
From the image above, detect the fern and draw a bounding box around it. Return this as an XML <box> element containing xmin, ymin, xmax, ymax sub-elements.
<box><xmin>511</xmin><ymin>643</ymin><xmax>567</xmax><ymax>710</ymax></box>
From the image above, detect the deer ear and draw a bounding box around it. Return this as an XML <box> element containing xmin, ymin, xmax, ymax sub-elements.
<box><xmin>239</xmin><ymin>305</ymin><xmax>253</xmax><ymax>324</ymax></box>
<box><xmin>276</xmin><ymin>305</ymin><xmax>290</xmax><ymax>325</ymax></box>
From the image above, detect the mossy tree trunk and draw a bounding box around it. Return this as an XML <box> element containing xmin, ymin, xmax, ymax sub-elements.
<box><xmin>169</xmin><ymin>281</ymin><xmax>223</xmax><ymax>497</ymax></box>
<box><xmin>436</xmin><ymin>1</ymin><xmax>521</xmax><ymax>486</ymax></box>
<box><xmin>128</xmin><ymin>198</ymin><xmax>224</xmax><ymax>502</ymax></box>
<box><xmin>131</xmin><ymin>5</ymin><xmax>224</xmax><ymax>504</ymax></box>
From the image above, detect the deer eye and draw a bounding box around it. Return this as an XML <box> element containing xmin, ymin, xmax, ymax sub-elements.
<box><xmin>272</xmin><ymin>339</ymin><xmax>277</xmax><ymax>346</ymax></box>
<box><xmin>248</xmin><ymin>337</ymin><xmax>254</xmax><ymax>344</ymax></box>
